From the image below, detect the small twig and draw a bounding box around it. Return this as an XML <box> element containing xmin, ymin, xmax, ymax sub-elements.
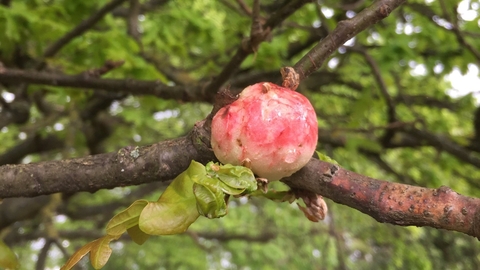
<box><xmin>294</xmin><ymin>0</ymin><xmax>407</xmax><ymax>80</ymax></box>
<box><xmin>202</xmin><ymin>0</ymin><xmax>311</xmax><ymax>101</ymax></box>
<box><xmin>127</xmin><ymin>0</ymin><xmax>142</xmax><ymax>46</ymax></box>
<box><xmin>235</xmin><ymin>0</ymin><xmax>252</xmax><ymax>15</ymax></box>
<box><xmin>314</xmin><ymin>1</ymin><xmax>331</xmax><ymax>33</ymax></box>
<box><xmin>41</xmin><ymin>0</ymin><xmax>128</xmax><ymax>63</ymax></box>
<box><xmin>35</xmin><ymin>239</ymin><xmax>53</xmax><ymax>270</ymax></box>
<box><xmin>351</xmin><ymin>46</ymin><xmax>397</xmax><ymax>146</ymax></box>
<box><xmin>327</xmin><ymin>121</ymin><xmax>416</xmax><ymax>134</ymax></box>
<box><xmin>80</xmin><ymin>60</ymin><xmax>125</xmax><ymax>78</ymax></box>
<box><xmin>282</xmin><ymin>159</ymin><xmax>480</xmax><ymax>240</ymax></box>
<box><xmin>0</xmin><ymin>68</ymin><xmax>204</xmax><ymax>101</ymax></box>
<box><xmin>405</xmin><ymin>127</ymin><xmax>480</xmax><ymax>168</ymax></box>
<box><xmin>438</xmin><ymin>0</ymin><xmax>480</xmax><ymax>64</ymax></box>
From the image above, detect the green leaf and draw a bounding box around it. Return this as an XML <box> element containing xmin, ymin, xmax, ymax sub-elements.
<box><xmin>140</xmin><ymin>200</ymin><xmax>199</xmax><ymax>235</ymax></box>
<box><xmin>346</xmin><ymin>137</ymin><xmax>382</xmax><ymax>152</ymax></box>
<box><xmin>190</xmin><ymin>162</ymin><xmax>258</xmax><ymax>218</ymax></box>
<box><xmin>127</xmin><ymin>224</ymin><xmax>150</xmax><ymax>245</ymax></box>
<box><xmin>206</xmin><ymin>162</ymin><xmax>257</xmax><ymax>194</ymax></box>
<box><xmin>193</xmin><ymin>182</ymin><xmax>227</xmax><ymax>218</ymax></box>
<box><xmin>106</xmin><ymin>199</ymin><xmax>148</xmax><ymax>236</ymax></box>
<box><xmin>139</xmin><ymin>161</ymin><xmax>202</xmax><ymax>235</ymax></box>
<box><xmin>348</xmin><ymin>88</ymin><xmax>374</xmax><ymax>128</ymax></box>
<box><xmin>316</xmin><ymin>151</ymin><xmax>340</xmax><ymax>165</ymax></box>
<box><xmin>0</xmin><ymin>240</ymin><xmax>19</xmax><ymax>269</ymax></box>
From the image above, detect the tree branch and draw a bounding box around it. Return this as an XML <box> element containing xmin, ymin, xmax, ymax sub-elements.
<box><xmin>2</xmin><ymin>117</ymin><xmax>480</xmax><ymax>239</ymax></box>
<box><xmin>0</xmin><ymin>121</ymin><xmax>214</xmax><ymax>197</ymax></box>
<box><xmin>0</xmin><ymin>68</ymin><xmax>206</xmax><ymax>102</ymax></box>
<box><xmin>202</xmin><ymin>0</ymin><xmax>311</xmax><ymax>100</ymax></box>
<box><xmin>294</xmin><ymin>0</ymin><xmax>407</xmax><ymax>80</ymax></box>
<box><xmin>42</xmin><ymin>0</ymin><xmax>128</xmax><ymax>60</ymax></box>
<box><xmin>404</xmin><ymin>127</ymin><xmax>480</xmax><ymax>168</ymax></box>
<box><xmin>282</xmin><ymin>159</ymin><xmax>480</xmax><ymax>240</ymax></box>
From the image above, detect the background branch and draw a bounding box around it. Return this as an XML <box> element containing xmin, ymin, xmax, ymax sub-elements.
<box><xmin>294</xmin><ymin>0</ymin><xmax>407</xmax><ymax>79</ymax></box>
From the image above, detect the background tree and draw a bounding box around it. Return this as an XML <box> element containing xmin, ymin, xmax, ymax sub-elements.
<box><xmin>0</xmin><ymin>0</ymin><xmax>479</xmax><ymax>269</ymax></box>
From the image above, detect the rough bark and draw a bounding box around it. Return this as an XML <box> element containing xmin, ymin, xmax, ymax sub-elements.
<box><xmin>283</xmin><ymin>160</ymin><xmax>480</xmax><ymax>240</ymax></box>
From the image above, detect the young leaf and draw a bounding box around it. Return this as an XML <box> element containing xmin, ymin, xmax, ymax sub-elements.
<box><xmin>89</xmin><ymin>235</ymin><xmax>119</xmax><ymax>270</ymax></box>
<box><xmin>127</xmin><ymin>224</ymin><xmax>150</xmax><ymax>245</ymax></box>
<box><xmin>316</xmin><ymin>151</ymin><xmax>340</xmax><ymax>165</ymax></box>
<box><xmin>206</xmin><ymin>162</ymin><xmax>257</xmax><ymax>194</ymax></box>
<box><xmin>106</xmin><ymin>199</ymin><xmax>148</xmax><ymax>236</ymax></box>
<box><xmin>0</xmin><ymin>240</ymin><xmax>19</xmax><ymax>269</ymax></box>
<box><xmin>139</xmin><ymin>200</ymin><xmax>199</xmax><ymax>235</ymax></box>
<box><xmin>139</xmin><ymin>161</ymin><xmax>202</xmax><ymax>235</ymax></box>
<box><xmin>61</xmin><ymin>239</ymin><xmax>97</xmax><ymax>270</ymax></box>
<box><xmin>193</xmin><ymin>182</ymin><xmax>227</xmax><ymax>218</ymax></box>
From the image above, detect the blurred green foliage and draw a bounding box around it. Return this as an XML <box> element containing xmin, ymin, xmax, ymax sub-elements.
<box><xmin>1</xmin><ymin>0</ymin><xmax>479</xmax><ymax>269</ymax></box>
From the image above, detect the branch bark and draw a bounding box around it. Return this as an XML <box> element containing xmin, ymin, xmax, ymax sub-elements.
<box><xmin>1</xmin><ymin>118</ymin><xmax>480</xmax><ymax>239</ymax></box>
<box><xmin>0</xmin><ymin>121</ymin><xmax>214</xmax><ymax>197</ymax></box>
<box><xmin>0</xmin><ymin>68</ymin><xmax>205</xmax><ymax>102</ymax></box>
<box><xmin>202</xmin><ymin>0</ymin><xmax>311</xmax><ymax>100</ymax></box>
<box><xmin>282</xmin><ymin>159</ymin><xmax>480</xmax><ymax>240</ymax></box>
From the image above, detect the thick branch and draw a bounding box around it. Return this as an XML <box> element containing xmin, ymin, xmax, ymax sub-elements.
<box><xmin>2</xmin><ymin>116</ymin><xmax>480</xmax><ymax>239</ymax></box>
<box><xmin>0</xmin><ymin>121</ymin><xmax>215</xmax><ymax>197</ymax></box>
<box><xmin>282</xmin><ymin>159</ymin><xmax>480</xmax><ymax>239</ymax></box>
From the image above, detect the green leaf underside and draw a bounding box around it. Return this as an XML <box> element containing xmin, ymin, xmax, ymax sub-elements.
<box><xmin>61</xmin><ymin>240</ymin><xmax>96</xmax><ymax>270</ymax></box>
<box><xmin>127</xmin><ymin>224</ymin><xmax>150</xmax><ymax>245</ymax></box>
<box><xmin>106</xmin><ymin>199</ymin><xmax>149</xmax><ymax>236</ymax></box>
<box><xmin>61</xmin><ymin>235</ymin><xmax>119</xmax><ymax>270</ymax></box>
<box><xmin>138</xmin><ymin>160</ymin><xmax>203</xmax><ymax>235</ymax></box>
<box><xmin>139</xmin><ymin>201</ymin><xmax>199</xmax><ymax>235</ymax></box>
<box><xmin>89</xmin><ymin>235</ymin><xmax>119</xmax><ymax>269</ymax></box>
<box><xmin>63</xmin><ymin>160</ymin><xmax>260</xmax><ymax>269</ymax></box>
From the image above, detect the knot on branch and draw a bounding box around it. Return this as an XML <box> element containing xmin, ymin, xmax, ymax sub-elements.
<box><xmin>322</xmin><ymin>164</ymin><xmax>340</xmax><ymax>182</ymax></box>
<box><xmin>379</xmin><ymin>4</ymin><xmax>393</xmax><ymax>17</ymax></box>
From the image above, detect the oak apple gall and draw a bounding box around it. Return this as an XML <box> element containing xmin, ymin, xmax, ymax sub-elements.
<box><xmin>211</xmin><ymin>82</ymin><xmax>318</xmax><ymax>181</ymax></box>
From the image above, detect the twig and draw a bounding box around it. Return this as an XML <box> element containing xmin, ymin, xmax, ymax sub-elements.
<box><xmin>327</xmin><ymin>121</ymin><xmax>416</xmax><ymax>134</ymax></box>
<box><xmin>0</xmin><ymin>68</ymin><xmax>206</xmax><ymax>101</ymax></box>
<box><xmin>80</xmin><ymin>60</ymin><xmax>125</xmax><ymax>78</ymax></box>
<box><xmin>351</xmin><ymin>46</ymin><xmax>397</xmax><ymax>146</ymax></box>
<box><xmin>202</xmin><ymin>0</ymin><xmax>311</xmax><ymax>101</ymax></box>
<box><xmin>294</xmin><ymin>0</ymin><xmax>407</xmax><ymax>80</ymax></box>
<box><xmin>235</xmin><ymin>0</ymin><xmax>252</xmax><ymax>15</ymax></box>
<box><xmin>35</xmin><ymin>239</ymin><xmax>53</xmax><ymax>270</ymax></box>
<box><xmin>127</xmin><ymin>0</ymin><xmax>142</xmax><ymax>46</ymax></box>
<box><xmin>439</xmin><ymin>0</ymin><xmax>480</xmax><ymax>63</ymax></box>
<box><xmin>405</xmin><ymin>127</ymin><xmax>480</xmax><ymax>168</ymax></box>
<box><xmin>41</xmin><ymin>0</ymin><xmax>128</xmax><ymax>62</ymax></box>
